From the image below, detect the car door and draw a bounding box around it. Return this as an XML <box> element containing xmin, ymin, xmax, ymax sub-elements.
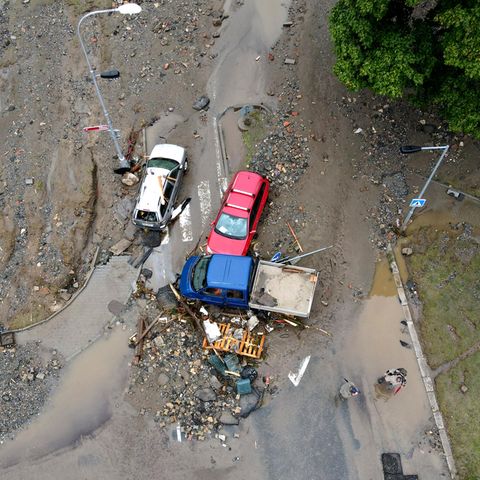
<box><xmin>201</xmin><ymin>287</ymin><xmax>226</xmax><ymax>306</ymax></box>
<box><xmin>247</xmin><ymin>182</ymin><xmax>267</xmax><ymax>246</ymax></box>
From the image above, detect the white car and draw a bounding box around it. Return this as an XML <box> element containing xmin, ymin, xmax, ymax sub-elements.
<box><xmin>132</xmin><ymin>144</ymin><xmax>187</xmax><ymax>230</ymax></box>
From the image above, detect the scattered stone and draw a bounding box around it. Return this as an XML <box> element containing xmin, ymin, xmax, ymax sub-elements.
<box><xmin>25</xmin><ymin>178</ymin><xmax>34</xmax><ymax>185</ymax></box>
<box><xmin>239</xmin><ymin>392</ymin><xmax>258</xmax><ymax>417</ymax></box>
<box><xmin>195</xmin><ymin>388</ymin><xmax>217</xmax><ymax>402</ymax></box>
<box><xmin>460</xmin><ymin>384</ymin><xmax>468</xmax><ymax>394</ymax></box>
<box><xmin>284</xmin><ymin>58</ymin><xmax>296</xmax><ymax>65</ymax></box>
<box><xmin>157</xmin><ymin>373</ymin><xmax>170</xmax><ymax>386</ymax></box>
<box><xmin>121</xmin><ymin>172</ymin><xmax>139</xmax><ymax>187</ymax></box>
<box><xmin>110</xmin><ymin>238</ymin><xmax>132</xmax><ymax>256</ymax></box>
<box><xmin>210</xmin><ymin>375</ymin><xmax>222</xmax><ymax>391</ymax></box>
<box><xmin>218</xmin><ymin>412</ymin><xmax>239</xmax><ymax>425</ymax></box>
<box><xmin>402</xmin><ymin>247</ymin><xmax>413</xmax><ymax>256</ymax></box>
<box><xmin>193</xmin><ymin>95</ymin><xmax>210</xmax><ymax>111</ymax></box>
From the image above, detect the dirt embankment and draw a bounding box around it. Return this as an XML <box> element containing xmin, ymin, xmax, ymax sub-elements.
<box><xmin>0</xmin><ymin>0</ymin><xmax>224</xmax><ymax>328</ymax></box>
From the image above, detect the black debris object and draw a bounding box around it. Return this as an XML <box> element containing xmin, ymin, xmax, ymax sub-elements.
<box><xmin>193</xmin><ymin>95</ymin><xmax>210</xmax><ymax>111</ymax></box>
<box><xmin>240</xmin><ymin>366</ymin><xmax>258</xmax><ymax>383</ymax></box>
<box><xmin>400</xmin><ymin>340</ymin><xmax>411</xmax><ymax>349</ymax></box>
<box><xmin>382</xmin><ymin>453</ymin><xmax>403</xmax><ymax>475</ymax></box>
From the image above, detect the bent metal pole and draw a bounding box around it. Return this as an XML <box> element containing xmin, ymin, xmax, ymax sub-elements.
<box><xmin>77</xmin><ymin>9</ymin><xmax>130</xmax><ymax>174</ymax></box>
<box><xmin>401</xmin><ymin>145</ymin><xmax>449</xmax><ymax>232</ymax></box>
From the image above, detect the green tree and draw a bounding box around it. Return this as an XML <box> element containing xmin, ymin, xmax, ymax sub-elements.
<box><xmin>329</xmin><ymin>0</ymin><xmax>480</xmax><ymax>138</ymax></box>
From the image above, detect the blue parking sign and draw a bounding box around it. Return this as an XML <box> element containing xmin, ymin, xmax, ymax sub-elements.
<box><xmin>410</xmin><ymin>198</ymin><xmax>426</xmax><ymax>208</ymax></box>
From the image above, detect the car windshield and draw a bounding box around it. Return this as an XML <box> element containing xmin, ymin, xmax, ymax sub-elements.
<box><xmin>148</xmin><ymin>158</ymin><xmax>179</xmax><ymax>171</ymax></box>
<box><xmin>192</xmin><ymin>256</ymin><xmax>211</xmax><ymax>291</ymax></box>
<box><xmin>135</xmin><ymin>210</ymin><xmax>158</xmax><ymax>222</ymax></box>
<box><xmin>215</xmin><ymin>212</ymin><xmax>248</xmax><ymax>239</ymax></box>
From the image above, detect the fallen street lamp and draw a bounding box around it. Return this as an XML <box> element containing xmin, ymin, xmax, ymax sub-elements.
<box><xmin>77</xmin><ymin>3</ymin><xmax>142</xmax><ymax>175</ymax></box>
<box><xmin>400</xmin><ymin>144</ymin><xmax>450</xmax><ymax>232</ymax></box>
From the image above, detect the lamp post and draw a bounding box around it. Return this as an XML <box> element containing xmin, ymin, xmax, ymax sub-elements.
<box><xmin>77</xmin><ymin>3</ymin><xmax>142</xmax><ymax>174</ymax></box>
<box><xmin>400</xmin><ymin>144</ymin><xmax>450</xmax><ymax>232</ymax></box>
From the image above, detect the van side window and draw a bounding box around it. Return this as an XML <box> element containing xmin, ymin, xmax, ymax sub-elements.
<box><xmin>249</xmin><ymin>183</ymin><xmax>266</xmax><ymax>227</ymax></box>
<box><xmin>205</xmin><ymin>288</ymin><xmax>222</xmax><ymax>297</ymax></box>
<box><xmin>226</xmin><ymin>289</ymin><xmax>243</xmax><ymax>299</ymax></box>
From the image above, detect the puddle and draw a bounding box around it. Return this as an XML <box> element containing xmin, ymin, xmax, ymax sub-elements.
<box><xmin>405</xmin><ymin>198</ymin><xmax>480</xmax><ymax>234</ymax></box>
<box><xmin>209</xmin><ymin>0</ymin><xmax>291</xmax><ymax>108</ymax></box>
<box><xmin>345</xmin><ymin>296</ymin><xmax>429</xmax><ymax>428</ymax></box>
<box><xmin>369</xmin><ymin>259</ymin><xmax>397</xmax><ymax>297</ymax></box>
<box><xmin>0</xmin><ymin>327</ymin><xmax>130</xmax><ymax>468</ymax></box>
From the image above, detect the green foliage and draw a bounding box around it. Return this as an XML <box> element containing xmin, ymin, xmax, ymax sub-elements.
<box><xmin>329</xmin><ymin>0</ymin><xmax>480</xmax><ymax>138</ymax></box>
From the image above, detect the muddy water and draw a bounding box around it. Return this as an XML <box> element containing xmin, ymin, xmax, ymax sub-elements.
<box><xmin>209</xmin><ymin>0</ymin><xmax>291</xmax><ymax>109</ymax></box>
<box><xmin>220</xmin><ymin>108</ymin><xmax>246</xmax><ymax>172</ymax></box>
<box><xmin>369</xmin><ymin>259</ymin><xmax>397</xmax><ymax>297</ymax></box>
<box><xmin>0</xmin><ymin>327</ymin><xmax>130</xmax><ymax>468</ymax></box>
<box><xmin>339</xmin><ymin>291</ymin><xmax>447</xmax><ymax>477</ymax></box>
<box><xmin>405</xmin><ymin>198</ymin><xmax>480</xmax><ymax>234</ymax></box>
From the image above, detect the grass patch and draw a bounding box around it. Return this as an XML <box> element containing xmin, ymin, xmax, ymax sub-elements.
<box><xmin>242</xmin><ymin>110</ymin><xmax>268</xmax><ymax>164</ymax></box>
<box><xmin>8</xmin><ymin>304</ymin><xmax>49</xmax><ymax>330</ymax></box>
<box><xmin>407</xmin><ymin>224</ymin><xmax>480</xmax><ymax>479</ymax></box>
<box><xmin>436</xmin><ymin>352</ymin><xmax>480</xmax><ymax>479</ymax></box>
<box><xmin>408</xmin><ymin>226</ymin><xmax>480</xmax><ymax>369</ymax></box>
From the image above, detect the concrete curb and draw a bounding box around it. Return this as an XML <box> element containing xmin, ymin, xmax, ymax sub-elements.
<box><xmin>387</xmin><ymin>243</ymin><xmax>456</xmax><ymax>479</ymax></box>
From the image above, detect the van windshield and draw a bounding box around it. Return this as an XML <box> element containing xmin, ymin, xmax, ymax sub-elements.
<box><xmin>192</xmin><ymin>256</ymin><xmax>211</xmax><ymax>291</ymax></box>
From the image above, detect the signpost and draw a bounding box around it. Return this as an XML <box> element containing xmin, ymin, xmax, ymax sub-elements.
<box><xmin>83</xmin><ymin>125</ymin><xmax>109</xmax><ymax>132</ymax></box>
<box><xmin>409</xmin><ymin>198</ymin><xmax>426</xmax><ymax>208</ymax></box>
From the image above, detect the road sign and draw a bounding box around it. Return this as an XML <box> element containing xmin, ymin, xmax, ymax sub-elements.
<box><xmin>83</xmin><ymin>125</ymin><xmax>109</xmax><ymax>132</ymax></box>
<box><xmin>410</xmin><ymin>198</ymin><xmax>426</xmax><ymax>208</ymax></box>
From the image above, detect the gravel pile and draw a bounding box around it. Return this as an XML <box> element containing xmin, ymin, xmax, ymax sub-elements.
<box><xmin>127</xmin><ymin>308</ymin><xmax>246</xmax><ymax>440</ymax></box>
<box><xmin>0</xmin><ymin>343</ymin><xmax>62</xmax><ymax>442</ymax></box>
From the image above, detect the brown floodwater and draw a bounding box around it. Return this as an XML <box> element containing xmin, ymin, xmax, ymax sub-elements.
<box><xmin>369</xmin><ymin>258</ymin><xmax>397</xmax><ymax>297</ymax></box>
<box><xmin>340</xmin><ymin>294</ymin><xmax>446</xmax><ymax>477</ymax></box>
<box><xmin>0</xmin><ymin>327</ymin><xmax>130</xmax><ymax>468</ymax></box>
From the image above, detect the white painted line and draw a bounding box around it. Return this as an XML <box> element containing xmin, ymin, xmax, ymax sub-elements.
<box><xmin>288</xmin><ymin>355</ymin><xmax>311</xmax><ymax>387</ymax></box>
<box><xmin>161</xmin><ymin>228</ymin><xmax>170</xmax><ymax>245</ymax></box>
<box><xmin>212</xmin><ymin>115</ymin><xmax>228</xmax><ymax>193</ymax></box>
<box><xmin>198</xmin><ymin>180</ymin><xmax>212</xmax><ymax>228</ymax></box>
<box><xmin>179</xmin><ymin>204</ymin><xmax>193</xmax><ymax>242</ymax></box>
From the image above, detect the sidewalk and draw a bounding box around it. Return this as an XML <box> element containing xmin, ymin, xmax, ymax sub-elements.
<box><xmin>17</xmin><ymin>256</ymin><xmax>138</xmax><ymax>360</ymax></box>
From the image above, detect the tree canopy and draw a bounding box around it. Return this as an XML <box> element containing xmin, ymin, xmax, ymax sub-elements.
<box><xmin>329</xmin><ymin>0</ymin><xmax>480</xmax><ymax>138</ymax></box>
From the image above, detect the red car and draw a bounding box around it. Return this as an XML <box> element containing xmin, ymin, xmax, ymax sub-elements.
<box><xmin>207</xmin><ymin>171</ymin><xmax>269</xmax><ymax>255</ymax></box>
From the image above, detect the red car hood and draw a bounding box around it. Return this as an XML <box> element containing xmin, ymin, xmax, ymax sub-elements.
<box><xmin>207</xmin><ymin>229</ymin><xmax>247</xmax><ymax>256</ymax></box>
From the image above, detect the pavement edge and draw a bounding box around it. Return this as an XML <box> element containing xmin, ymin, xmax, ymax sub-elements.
<box><xmin>387</xmin><ymin>243</ymin><xmax>457</xmax><ymax>479</ymax></box>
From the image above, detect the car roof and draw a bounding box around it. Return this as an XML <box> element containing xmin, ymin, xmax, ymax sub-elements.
<box><xmin>136</xmin><ymin>166</ymin><xmax>172</xmax><ymax>213</ymax></box>
<box><xmin>223</xmin><ymin>171</ymin><xmax>264</xmax><ymax>217</ymax></box>
<box><xmin>206</xmin><ymin>255</ymin><xmax>253</xmax><ymax>290</ymax></box>
<box><xmin>149</xmin><ymin>143</ymin><xmax>185</xmax><ymax>162</ymax></box>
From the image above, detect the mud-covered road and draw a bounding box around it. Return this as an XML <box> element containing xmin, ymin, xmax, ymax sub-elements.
<box><xmin>1</xmin><ymin>0</ymin><xmax>478</xmax><ymax>478</ymax></box>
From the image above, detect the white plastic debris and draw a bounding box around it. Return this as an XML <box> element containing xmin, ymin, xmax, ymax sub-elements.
<box><xmin>203</xmin><ymin>320</ymin><xmax>221</xmax><ymax>343</ymax></box>
<box><xmin>247</xmin><ymin>315</ymin><xmax>259</xmax><ymax>331</ymax></box>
